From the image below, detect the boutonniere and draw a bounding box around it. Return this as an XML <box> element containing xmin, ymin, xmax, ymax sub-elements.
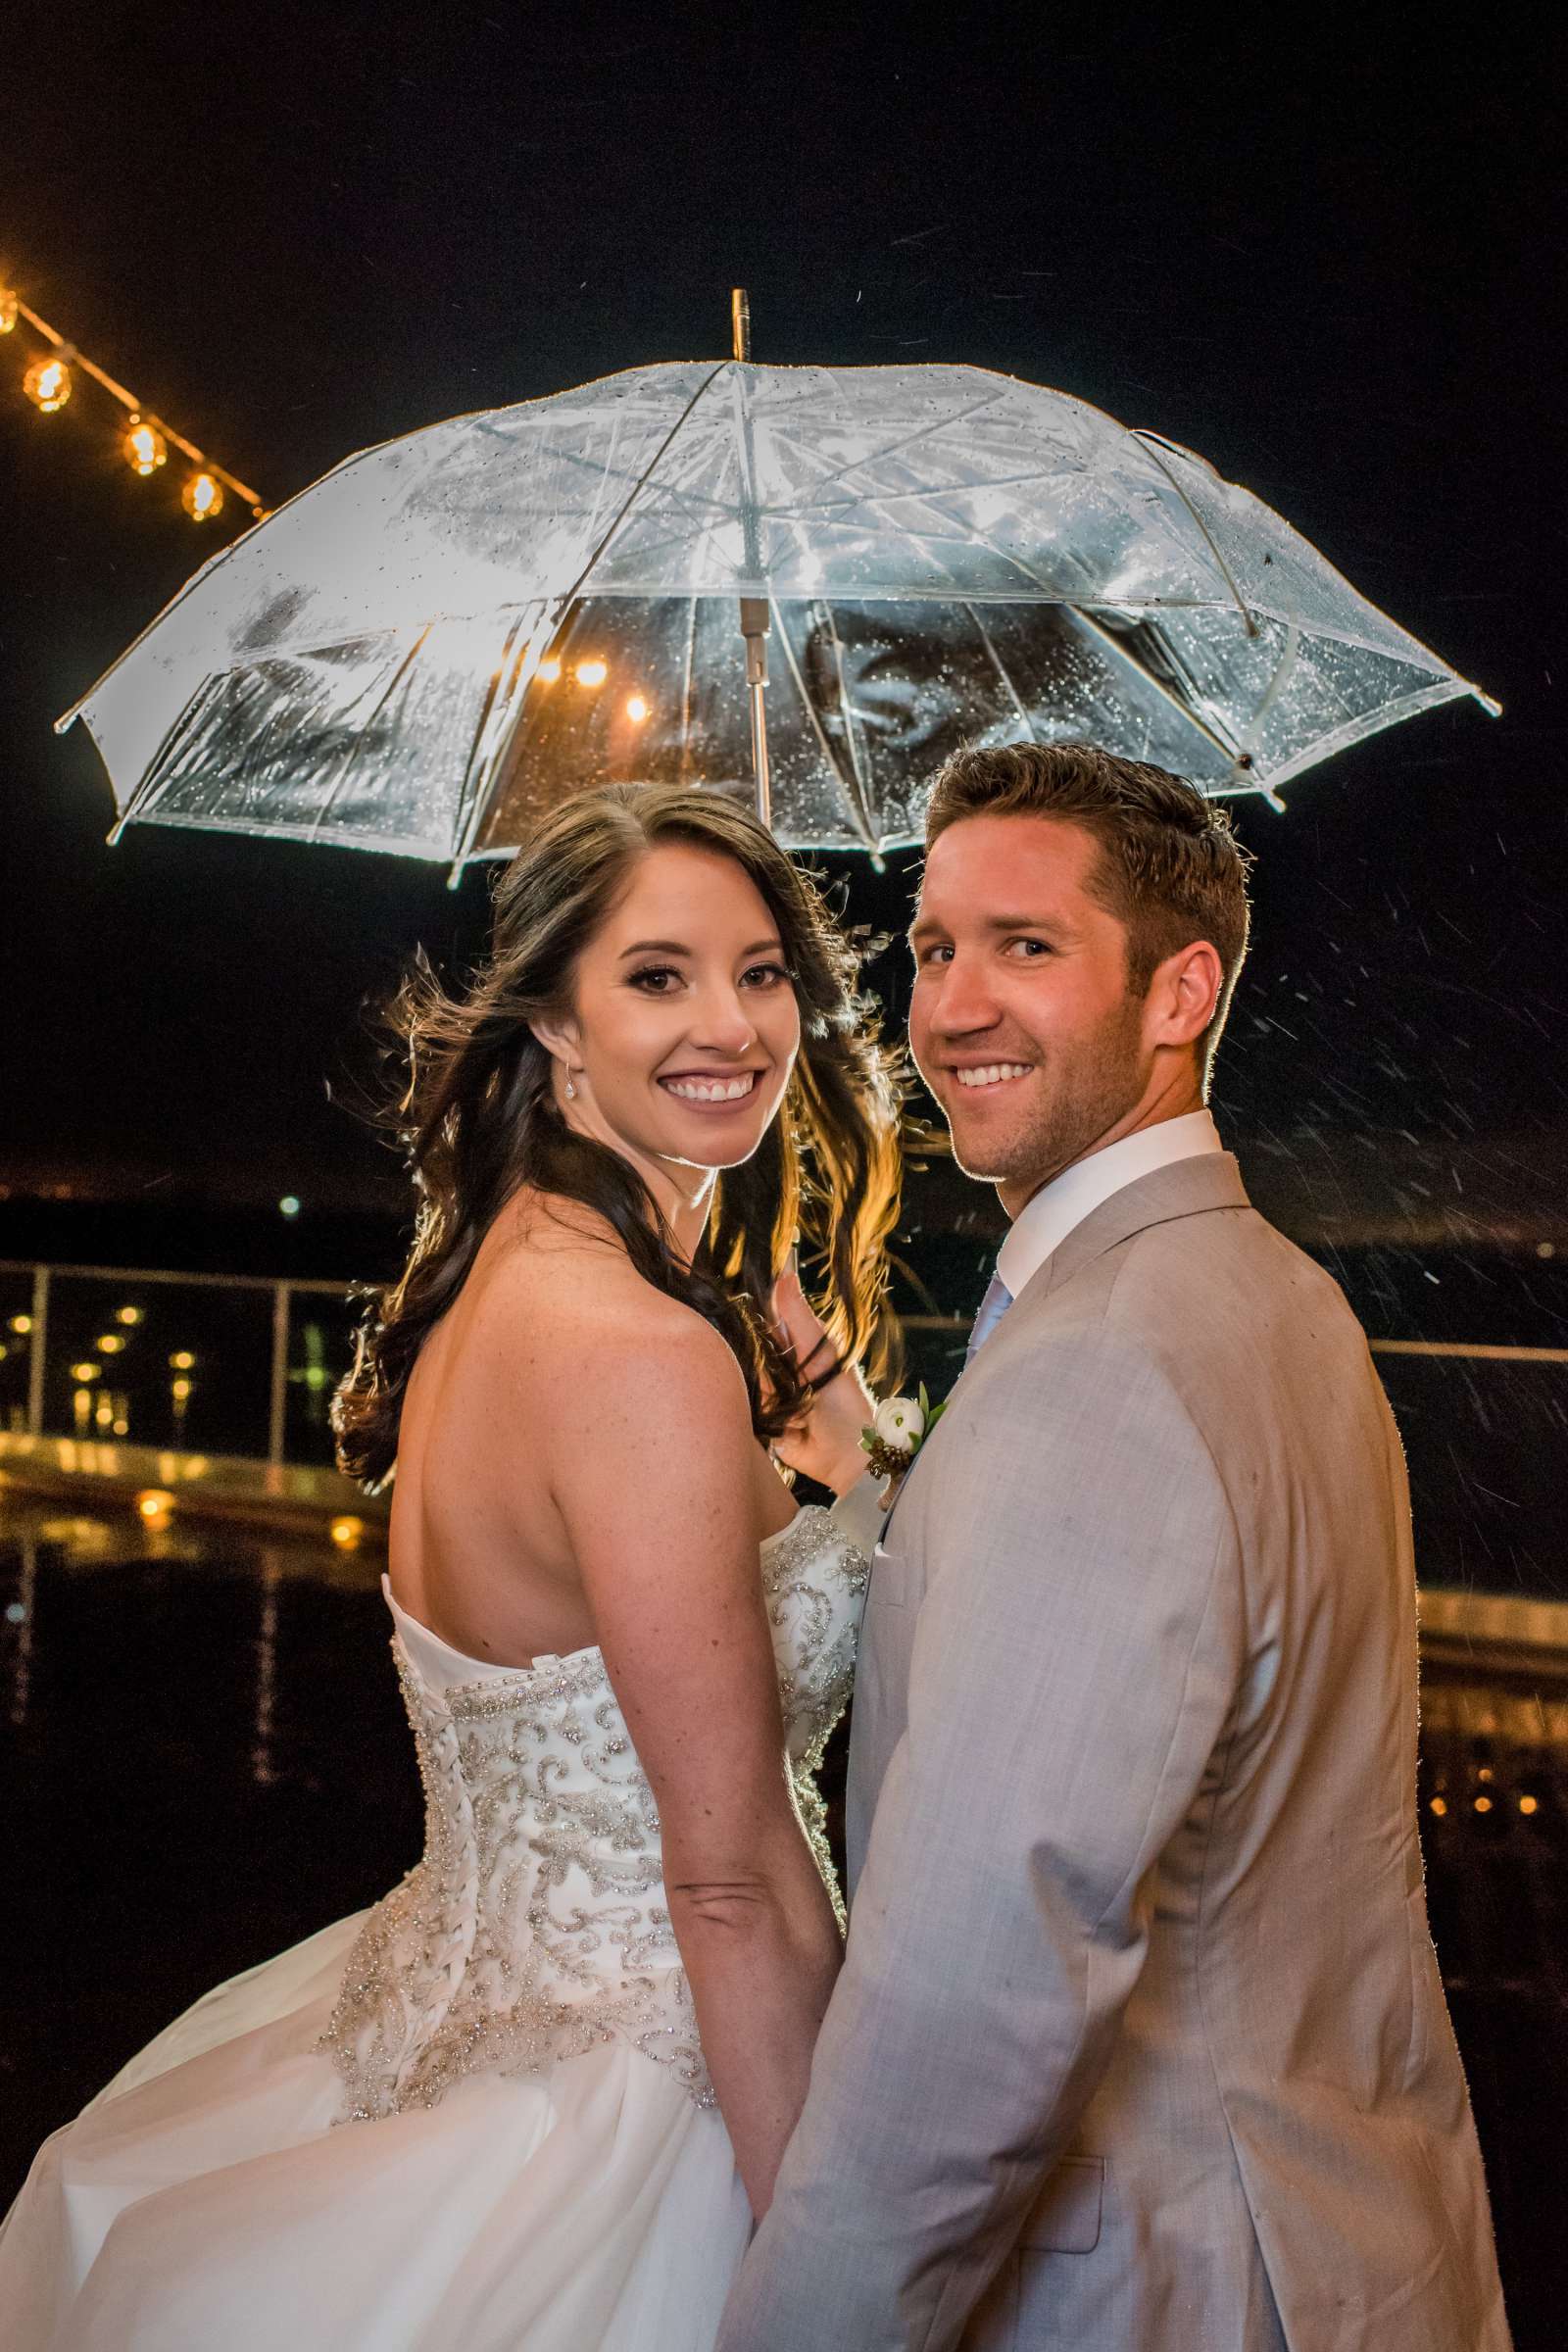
<box><xmin>860</xmin><ymin>1384</ymin><xmax>948</xmax><ymax>1482</ymax></box>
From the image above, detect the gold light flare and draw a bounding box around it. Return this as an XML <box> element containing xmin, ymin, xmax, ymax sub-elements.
<box><xmin>171</xmin><ymin>1376</ymin><xmax>193</xmax><ymax>1401</ymax></box>
<box><xmin>536</xmin><ymin>657</ymin><xmax>563</xmax><ymax>684</ymax></box>
<box><xmin>115</xmin><ymin>1305</ymin><xmax>144</xmax><ymax>1326</ymax></box>
<box><xmin>182</xmin><ymin>470</ymin><xmax>224</xmax><ymax>521</ymax></box>
<box><xmin>8</xmin><ymin>1313</ymin><xmax>32</xmax><ymax>1335</ymax></box>
<box><xmin>24</xmin><ymin>354</ymin><xmax>73</xmax><ymax>413</ymax></box>
<box><xmin>136</xmin><ymin>1489</ymin><xmax>175</xmax><ymax>1522</ymax></box>
<box><xmin>330</xmin><ymin>1515</ymin><xmax>365</xmax><ymax>1550</ymax></box>
<box><xmin>573</xmin><ymin>658</ymin><xmax>608</xmax><ymax>689</ymax></box>
<box><xmin>96</xmin><ymin>1332</ymin><xmax>127</xmax><ymax>1355</ymax></box>
<box><xmin>625</xmin><ymin>693</ymin><xmax>650</xmax><ymax>724</ymax></box>
<box><xmin>70</xmin><ymin>1360</ymin><xmax>101</xmax><ymax>1383</ymax></box>
<box><xmin>122</xmin><ymin>416</ymin><xmax>168</xmax><ymax>476</ymax></box>
<box><xmin>169</xmin><ymin>1349</ymin><xmax>196</xmax><ymax>1371</ymax></box>
<box><xmin>0</xmin><ymin>288</ymin><xmax>18</xmax><ymax>333</ymax></box>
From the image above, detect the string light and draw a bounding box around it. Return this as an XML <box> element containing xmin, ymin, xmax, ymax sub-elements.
<box><xmin>122</xmin><ymin>416</ymin><xmax>168</xmax><ymax>476</ymax></box>
<box><xmin>574</xmin><ymin>658</ymin><xmax>609</xmax><ymax>688</ymax></box>
<box><xmin>626</xmin><ymin>693</ymin><xmax>650</xmax><ymax>723</ymax></box>
<box><xmin>182</xmin><ymin>470</ymin><xmax>224</xmax><ymax>521</ymax></box>
<box><xmin>7</xmin><ymin>282</ymin><xmax>264</xmax><ymax>519</ymax></box>
<box><xmin>536</xmin><ymin>657</ymin><xmax>563</xmax><ymax>684</ymax></box>
<box><xmin>24</xmin><ymin>353</ymin><xmax>73</xmax><ymax>413</ymax></box>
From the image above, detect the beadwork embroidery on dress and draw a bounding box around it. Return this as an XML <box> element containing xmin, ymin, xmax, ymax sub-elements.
<box><xmin>318</xmin><ymin>1504</ymin><xmax>867</xmax><ymax>2124</ymax></box>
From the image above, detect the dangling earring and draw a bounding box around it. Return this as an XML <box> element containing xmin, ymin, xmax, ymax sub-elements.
<box><xmin>564</xmin><ymin>1074</ymin><xmax>576</xmax><ymax>1101</ymax></box>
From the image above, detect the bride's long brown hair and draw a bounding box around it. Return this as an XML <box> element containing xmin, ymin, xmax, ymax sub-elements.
<box><xmin>333</xmin><ymin>782</ymin><xmax>906</xmax><ymax>1490</ymax></box>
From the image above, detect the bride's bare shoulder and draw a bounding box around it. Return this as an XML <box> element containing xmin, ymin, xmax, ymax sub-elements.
<box><xmin>474</xmin><ymin>1191</ymin><xmax>749</xmax><ymax>1412</ymax></box>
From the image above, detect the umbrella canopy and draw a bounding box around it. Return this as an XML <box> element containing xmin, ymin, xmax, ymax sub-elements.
<box><xmin>64</xmin><ymin>360</ymin><xmax>1495</xmax><ymax>866</ymax></box>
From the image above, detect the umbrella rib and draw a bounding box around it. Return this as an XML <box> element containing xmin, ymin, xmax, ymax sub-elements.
<box><xmin>959</xmin><ymin>604</ymin><xmax>1041</xmax><ymax>741</ymax></box>
<box><xmin>764</xmin><ymin>389</ymin><xmax>1010</xmax><ymax>513</ymax></box>
<box><xmin>768</xmin><ymin>605</ymin><xmax>881</xmax><ymax>856</ymax></box>
<box><xmin>814</xmin><ymin>602</ymin><xmax>884</xmax><ymax>853</ymax></box>
<box><xmin>1128</xmin><ymin>432</ymin><xmax>1260</xmax><ymax>639</ymax></box>
<box><xmin>448</xmin><ymin>607</ymin><xmax>544</xmax><ymax>862</ymax></box>
<box><xmin>1064</xmin><ymin>608</ymin><xmax>1242</xmax><ymax>763</ymax></box>
<box><xmin>445</xmin><ymin>367</ymin><xmax>726</xmax><ymax>879</ymax></box>
<box><xmin>303</xmin><ymin>624</ymin><xmax>436</xmax><ymax>841</ymax></box>
<box><xmin>548</xmin><ymin>365</ymin><xmax>728</xmax><ymax>616</ymax></box>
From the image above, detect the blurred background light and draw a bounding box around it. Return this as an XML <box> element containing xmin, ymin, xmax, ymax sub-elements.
<box><xmin>122</xmin><ymin>416</ymin><xmax>168</xmax><ymax>476</ymax></box>
<box><xmin>181</xmin><ymin>470</ymin><xmax>223</xmax><ymax>521</ymax></box>
<box><xmin>23</xmin><ymin>355</ymin><xmax>72</xmax><ymax>413</ymax></box>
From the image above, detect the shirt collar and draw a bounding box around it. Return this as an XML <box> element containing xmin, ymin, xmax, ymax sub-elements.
<box><xmin>995</xmin><ymin>1108</ymin><xmax>1224</xmax><ymax>1303</ymax></box>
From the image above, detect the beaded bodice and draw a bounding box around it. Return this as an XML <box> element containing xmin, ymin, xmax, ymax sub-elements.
<box><xmin>319</xmin><ymin>1504</ymin><xmax>867</xmax><ymax>2123</ymax></box>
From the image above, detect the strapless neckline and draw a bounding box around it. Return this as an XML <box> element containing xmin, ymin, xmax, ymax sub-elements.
<box><xmin>383</xmin><ymin>1505</ymin><xmax>808</xmax><ymax>1692</ymax></box>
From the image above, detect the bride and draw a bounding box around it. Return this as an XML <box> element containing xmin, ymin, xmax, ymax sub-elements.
<box><xmin>0</xmin><ymin>781</ymin><xmax>904</xmax><ymax>2351</ymax></box>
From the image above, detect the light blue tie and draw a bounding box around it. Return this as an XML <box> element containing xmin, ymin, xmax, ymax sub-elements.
<box><xmin>965</xmin><ymin>1271</ymin><xmax>1013</xmax><ymax>1365</ymax></box>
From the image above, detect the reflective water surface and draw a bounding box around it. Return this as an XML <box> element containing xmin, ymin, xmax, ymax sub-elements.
<box><xmin>2</xmin><ymin>1498</ymin><xmax>1564</xmax><ymax>2347</ymax></box>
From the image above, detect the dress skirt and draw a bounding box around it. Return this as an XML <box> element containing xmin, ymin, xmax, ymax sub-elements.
<box><xmin>0</xmin><ymin>1911</ymin><xmax>753</xmax><ymax>2352</ymax></box>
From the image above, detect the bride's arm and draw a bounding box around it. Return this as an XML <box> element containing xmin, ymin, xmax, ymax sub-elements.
<box><xmin>540</xmin><ymin>1292</ymin><xmax>843</xmax><ymax>2219</ymax></box>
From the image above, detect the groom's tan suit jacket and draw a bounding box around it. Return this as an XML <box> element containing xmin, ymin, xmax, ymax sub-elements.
<box><xmin>718</xmin><ymin>1152</ymin><xmax>1510</xmax><ymax>2352</ymax></box>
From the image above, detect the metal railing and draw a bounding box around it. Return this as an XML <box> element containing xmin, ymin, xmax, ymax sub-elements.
<box><xmin>0</xmin><ymin>1259</ymin><xmax>359</xmax><ymax>1467</ymax></box>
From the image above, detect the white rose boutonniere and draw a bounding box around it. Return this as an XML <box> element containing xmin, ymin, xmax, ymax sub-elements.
<box><xmin>860</xmin><ymin>1383</ymin><xmax>947</xmax><ymax>1482</ymax></box>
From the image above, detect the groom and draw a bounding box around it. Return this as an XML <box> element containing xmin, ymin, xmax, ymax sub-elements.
<box><xmin>718</xmin><ymin>744</ymin><xmax>1509</xmax><ymax>2351</ymax></box>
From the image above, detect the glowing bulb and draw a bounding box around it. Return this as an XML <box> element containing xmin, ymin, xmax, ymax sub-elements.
<box><xmin>169</xmin><ymin>1349</ymin><xmax>196</xmax><ymax>1371</ymax></box>
<box><xmin>24</xmin><ymin>355</ymin><xmax>72</xmax><ymax>413</ymax></box>
<box><xmin>278</xmin><ymin>1195</ymin><xmax>301</xmax><ymax>1219</ymax></box>
<box><xmin>9</xmin><ymin>1314</ymin><xmax>32</xmax><ymax>1334</ymax></box>
<box><xmin>573</xmin><ymin>658</ymin><xmax>608</xmax><ymax>688</ymax></box>
<box><xmin>122</xmin><ymin>416</ymin><xmax>168</xmax><ymax>476</ymax></box>
<box><xmin>0</xmin><ymin>1344</ymin><xmax>8</xmax><ymax>1362</ymax></box>
<box><xmin>171</xmin><ymin>1376</ymin><xmax>193</xmax><ymax>1401</ymax></box>
<box><xmin>116</xmin><ymin>1305</ymin><xmax>144</xmax><ymax>1326</ymax></box>
<box><xmin>1473</xmin><ymin>1794</ymin><xmax>1493</xmax><ymax>1814</ymax></box>
<box><xmin>182</xmin><ymin>470</ymin><xmax>224</xmax><ymax>521</ymax></box>
<box><xmin>0</xmin><ymin>288</ymin><xmax>18</xmax><ymax>333</ymax></box>
<box><xmin>625</xmin><ymin>693</ymin><xmax>649</xmax><ymax>724</ymax></box>
<box><xmin>330</xmin><ymin>1515</ymin><xmax>365</xmax><ymax>1550</ymax></box>
<box><xmin>137</xmin><ymin>1489</ymin><xmax>175</xmax><ymax>1521</ymax></box>
<box><xmin>96</xmin><ymin>1333</ymin><xmax>127</xmax><ymax>1354</ymax></box>
<box><xmin>536</xmin><ymin>657</ymin><xmax>562</xmax><ymax>684</ymax></box>
<box><xmin>70</xmin><ymin>1361</ymin><xmax>101</xmax><ymax>1384</ymax></box>
<box><xmin>1520</xmin><ymin>1794</ymin><xmax>1540</xmax><ymax>1815</ymax></box>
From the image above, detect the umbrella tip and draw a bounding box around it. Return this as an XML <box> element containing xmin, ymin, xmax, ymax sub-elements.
<box><xmin>730</xmin><ymin>288</ymin><xmax>752</xmax><ymax>364</ymax></box>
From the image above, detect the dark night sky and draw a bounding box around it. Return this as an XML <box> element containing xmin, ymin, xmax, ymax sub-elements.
<box><xmin>2</xmin><ymin>8</ymin><xmax>1563</xmax><ymax>1274</ymax></box>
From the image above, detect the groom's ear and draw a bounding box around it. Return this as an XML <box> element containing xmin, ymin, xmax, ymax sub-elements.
<box><xmin>1145</xmin><ymin>939</ymin><xmax>1223</xmax><ymax>1052</ymax></box>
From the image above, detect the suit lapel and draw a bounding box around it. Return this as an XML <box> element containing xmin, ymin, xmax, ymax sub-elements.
<box><xmin>879</xmin><ymin>1153</ymin><xmax>1250</xmax><ymax>1548</ymax></box>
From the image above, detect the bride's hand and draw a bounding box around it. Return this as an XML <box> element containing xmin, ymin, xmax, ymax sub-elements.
<box><xmin>767</xmin><ymin>1266</ymin><xmax>876</xmax><ymax>1497</ymax></box>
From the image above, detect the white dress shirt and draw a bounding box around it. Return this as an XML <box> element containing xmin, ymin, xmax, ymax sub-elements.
<box><xmin>994</xmin><ymin>1107</ymin><xmax>1224</xmax><ymax>1306</ymax></box>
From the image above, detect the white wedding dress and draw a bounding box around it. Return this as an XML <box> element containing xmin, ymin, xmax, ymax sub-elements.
<box><xmin>0</xmin><ymin>1503</ymin><xmax>869</xmax><ymax>2351</ymax></box>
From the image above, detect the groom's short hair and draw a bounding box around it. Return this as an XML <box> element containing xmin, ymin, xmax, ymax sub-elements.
<box><xmin>923</xmin><ymin>742</ymin><xmax>1251</xmax><ymax>1077</ymax></box>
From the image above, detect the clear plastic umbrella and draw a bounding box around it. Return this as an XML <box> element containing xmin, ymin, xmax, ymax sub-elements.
<box><xmin>63</xmin><ymin>322</ymin><xmax>1495</xmax><ymax>871</ymax></box>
